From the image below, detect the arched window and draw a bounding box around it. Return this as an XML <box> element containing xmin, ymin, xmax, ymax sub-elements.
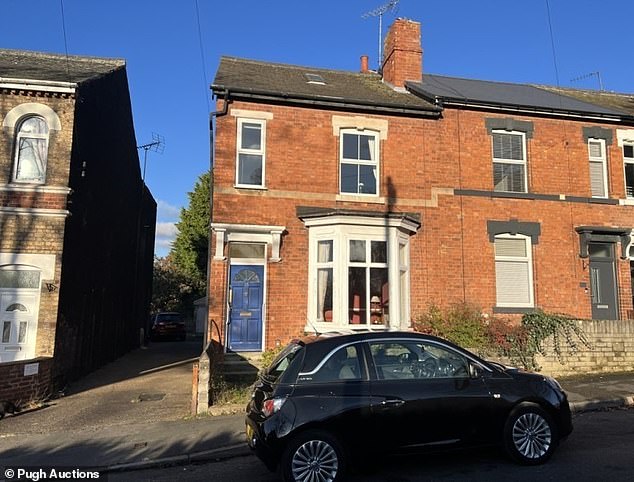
<box><xmin>13</xmin><ymin>116</ymin><xmax>49</xmax><ymax>183</ymax></box>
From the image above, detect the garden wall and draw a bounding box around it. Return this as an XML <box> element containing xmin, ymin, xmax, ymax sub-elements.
<box><xmin>536</xmin><ymin>319</ymin><xmax>634</xmax><ymax>377</ymax></box>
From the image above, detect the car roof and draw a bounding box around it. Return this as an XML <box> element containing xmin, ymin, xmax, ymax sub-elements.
<box><xmin>296</xmin><ymin>331</ymin><xmax>462</xmax><ymax>374</ymax></box>
<box><xmin>300</xmin><ymin>330</ymin><xmax>441</xmax><ymax>347</ymax></box>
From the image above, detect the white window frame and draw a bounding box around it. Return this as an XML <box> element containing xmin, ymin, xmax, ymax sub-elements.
<box><xmin>623</xmin><ymin>142</ymin><xmax>634</xmax><ymax>198</ymax></box>
<box><xmin>305</xmin><ymin>216</ymin><xmax>417</xmax><ymax>332</ymax></box>
<box><xmin>588</xmin><ymin>138</ymin><xmax>608</xmax><ymax>198</ymax></box>
<box><xmin>13</xmin><ymin>115</ymin><xmax>49</xmax><ymax>184</ymax></box>
<box><xmin>347</xmin><ymin>237</ymin><xmax>389</xmax><ymax>326</ymax></box>
<box><xmin>235</xmin><ymin>118</ymin><xmax>266</xmax><ymax>189</ymax></box>
<box><xmin>494</xmin><ymin>234</ymin><xmax>534</xmax><ymax>308</ymax></box>
<box><xmin>339</xmin><ymin>128</ymin><xmax>380</xmax><ymax>196</ymax></box>
<box><xmin>491</xmin><ymin>130</ymin><xmax>527</xmax><ymax>193</ymax></box>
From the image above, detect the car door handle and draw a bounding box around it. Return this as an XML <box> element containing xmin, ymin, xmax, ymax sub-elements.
<box><xmin>379</xmin><ymin>399</ymin><xmax>404</xmax><ymax>408</ymax></box>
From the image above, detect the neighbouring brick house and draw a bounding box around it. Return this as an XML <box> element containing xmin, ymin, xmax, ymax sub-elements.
<box><xmin>208</xmin><ymin>18</ymin><xmax>634</xmax><ymax>354</ymax></box>
<box><xmin>0</xmin><ymin>50</ymin><xmax>155</xmax><ymax>402</ymax></box>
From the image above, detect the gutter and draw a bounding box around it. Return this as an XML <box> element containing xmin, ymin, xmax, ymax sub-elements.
<box><xmin>439</xmin><ymin>99</ymin><xmax>629</xmax><ymax>123</ymax></box>
<box><xmin>0</xmin><ymin>76</ymin><xmax>77</xmax><ymax>94</ymax></box>
<box><xmin>211</xmin><ymin>85</ymin><xmax>441</xmax><ymax>117</ymax></box>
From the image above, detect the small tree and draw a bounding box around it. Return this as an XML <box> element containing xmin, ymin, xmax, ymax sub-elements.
<box><xmin>166</xmin><ymin>171</ymin><xmax>210</xmax><ymax>315</ymax></box>
<box><xmin>151</xmin><ymin>255</ymin><xmax>194</xmax><ymax>314</ymax></box>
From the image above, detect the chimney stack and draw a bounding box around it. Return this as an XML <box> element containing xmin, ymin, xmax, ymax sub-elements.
<box><xmin>381</xmin><ymin>18</ymin><xmax>422</xmax><ymax>88</ymax></box>
<box><xmin>360</xmin><ymin>55</ymin><xmax>369</xmax><ymax>73</ymax></box>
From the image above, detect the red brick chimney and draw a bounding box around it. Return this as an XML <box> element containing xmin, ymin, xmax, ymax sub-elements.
<box><xmin>381</xmin><ymin>18</ymin><xmax>422</xmax><ymax>88</ymax></box>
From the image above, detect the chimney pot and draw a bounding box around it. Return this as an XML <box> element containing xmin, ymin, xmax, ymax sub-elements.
<box><xmin>360</xmin><ymin>55</ymin><xmax>369</xmax><ymax>73</ymax></box>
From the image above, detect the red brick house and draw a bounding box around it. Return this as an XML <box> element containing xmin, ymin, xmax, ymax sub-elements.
<box><xmin>208</xmin><ymin>18</ymin><xmax>634</xmax><ymax>353</ymax></box>
<box><xmin>0</xmin><ymin>50</ymin><xmax>156</xmax><ymax>401</ymax></box>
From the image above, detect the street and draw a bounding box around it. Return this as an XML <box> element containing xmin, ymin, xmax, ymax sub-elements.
<box><xmin>110</xmin><ymin>407</ymin><xmax>634</xmax><ymax>481</ymax></box>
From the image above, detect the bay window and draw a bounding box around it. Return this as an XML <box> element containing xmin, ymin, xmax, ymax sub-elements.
<box><xmin>304</xmin><ymin>213</ymin><xmax>419</xmax><ymax>331</ymax></box>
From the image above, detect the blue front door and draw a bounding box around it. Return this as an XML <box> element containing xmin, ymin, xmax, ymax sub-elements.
<box><xmin>228</xmin><ymin>265</ymin><xmax>264</xmax><ymax>351</ymax></box>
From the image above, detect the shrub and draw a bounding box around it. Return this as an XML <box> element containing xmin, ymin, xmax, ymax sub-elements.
<box><xmin>412</xmin><ymin>303</ymin><xmax>489</xmax><ymax>354</ymax></box>
<box><xmin>261</xmin><ymin>344</ymin><xmax>285</xmax><ymax>369</ymax></box>
<box><xmin>413</xmin><ymin>304</ymin><xmax>591</xmax><ymax>371</ymax></box>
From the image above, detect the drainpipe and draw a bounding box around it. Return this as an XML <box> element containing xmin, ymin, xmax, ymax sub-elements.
<box><xmin>205</xmin><ymin>90</ymin><xmax>230</xmax><ymax>347</ymax></box>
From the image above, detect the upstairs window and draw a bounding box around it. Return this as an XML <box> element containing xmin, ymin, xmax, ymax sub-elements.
<box><xmin>492</xmin><ymin>131</ymin><xmax>527</xmax><ymax>193</ymax></box>
<box><xmin>624</xmin><ymin>143</ymin><xmax>634</xmax><ymax>198</ymax></box>
<box><xmin>236</xmin><ymin>118</ymin><xmax>265</xmax><ymax>188</ymax></box>
<box><xmin>588</xmin><ymin>138</ymin><xmax>608</xmax><ymax>198</ymax></box>
<box><xmin>13</xmin><ymin>116</ymin><xmax>49</xmax><ymax>183</ymax></box>
<box><xmin>340</xmin><ymin>129</ymin><xmax>379</xmax><ymax>195</ymax></box>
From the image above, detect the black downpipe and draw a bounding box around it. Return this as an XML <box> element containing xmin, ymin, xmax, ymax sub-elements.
<box><xmin>205</xmin><ymin>90</ymin><xmax>230</xmax><ymax>345</ymax></box>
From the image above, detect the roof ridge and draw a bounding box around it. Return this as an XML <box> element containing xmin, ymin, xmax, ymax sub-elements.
<box><xmin>0</xmin><ymin>48</ymin><xmax>125</xmax><ymax>67</ymax></box>
<box><xmin>535</xmin><ymin>83</ymin><xmax>634</xmax><ymax>97</ymax></box>
<box><xmin>220</xmin><ymin>55</ymin><xmax>377</xmax><ymax>78</ymax></box>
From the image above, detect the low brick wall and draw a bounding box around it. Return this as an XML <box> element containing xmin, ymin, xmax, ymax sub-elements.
<box><xmin>537</xmin><ymin>319</ymin><xmax>634</xmax><ymax>377</ymax></box>
<box><xmin>0</xmin><ymin>357</ymin><xmax>54</xmax><ymax>404</ymax></box>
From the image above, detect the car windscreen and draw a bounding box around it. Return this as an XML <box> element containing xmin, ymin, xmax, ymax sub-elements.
<box><xmin>263</xmin><ymin>343</ymin><xmax>304</xmax><ymax>384</ymax></box>
<box><xmin>156</xmin><ymin>314</ymin><xmax>181</xmax><ymax>323</ymax></box>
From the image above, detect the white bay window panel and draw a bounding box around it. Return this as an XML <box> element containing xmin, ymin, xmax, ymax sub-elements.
<box><xmin>305</xmin><ymin>217</ymin><xmax>417</xmax><ymax>331</ymax></box>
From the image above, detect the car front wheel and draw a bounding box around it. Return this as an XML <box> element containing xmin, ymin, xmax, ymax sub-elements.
<box><xmin>281</xmin><ymin>430</ymin><xmax>345</xmax><ymax>482</ymax></box>
<box><xmin>504</xmin><ymin>403</ymin><xmax>558</xmax><ymax>465</ymax></box>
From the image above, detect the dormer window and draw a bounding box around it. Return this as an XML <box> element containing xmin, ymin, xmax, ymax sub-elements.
<box><xmin>13</xmin><ymin>116</ymin><xmax>49</xmax><ymax>184</ymax></box>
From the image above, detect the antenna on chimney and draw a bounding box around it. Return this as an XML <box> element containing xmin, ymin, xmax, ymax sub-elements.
<box><xmin>570</xmin><ymin>71</ymin><xmax>604</xmax><ymax>91</ymax></box>
<box><xmin>362</xmin><ymin>0</ymin><xmax>400</xmax><ymax>70</ymax></box>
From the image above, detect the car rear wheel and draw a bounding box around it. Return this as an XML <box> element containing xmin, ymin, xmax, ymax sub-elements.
<box><xmin>504</xmin><ymin>403</ymin><xmax>558</xmax><ymax>465</ymax></box>
<box><xmin>281</xmin><ymin>430</ymin><xmax>345</xmax><ymax>482</ymax></box>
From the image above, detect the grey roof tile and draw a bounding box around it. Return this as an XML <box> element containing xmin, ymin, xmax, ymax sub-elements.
<box><xmin>537</xmin><ymin>86</ymin><xmax>634</xmax><ymax>117</ymax></box>
<box><xmin>0</xmin><ymin>48</ymin><xmax>124</xmax><ymax>84</ymax></box>
<box><xmin>212</xmin><ymin>56</ymin><xmax>439</xmax><ymax>113</ymax></box>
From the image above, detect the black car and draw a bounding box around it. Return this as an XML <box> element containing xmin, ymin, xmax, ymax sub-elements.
<box><xmin>245</xmin><ymin>331</ymin><xmax>572</xmax><ymax>482</ymax></box>
<box><xmin>150</xmin><ymin>312</ymin><xmax>186</xmax><ymax>341</ymax></box>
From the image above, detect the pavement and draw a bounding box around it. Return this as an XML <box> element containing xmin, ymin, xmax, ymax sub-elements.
<box><xmin>0</xmin><ymin>340</ymin><xmax>633</xmax><ymax>475</ymax></box>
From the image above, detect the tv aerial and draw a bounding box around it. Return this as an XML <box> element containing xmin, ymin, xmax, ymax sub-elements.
<box><xmin>570</xmin><ymin>71</ymin><xmax>604</xmax><ymax>91</ymax></box>
<box><xmin>137</xmin><ymin>132</ymin><xmax>165</xmax><ymax>181</ymax></box>
<box><xmin>362</xmin><ymin>0</ymin><xmax>400</xmax><ymax>70</ymax></box>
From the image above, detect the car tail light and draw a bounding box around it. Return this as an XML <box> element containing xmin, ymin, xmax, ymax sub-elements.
<box><xmin>262</xmin><ymin>397</ymin><xmax>286</xmax><ymax>417</ymax></box>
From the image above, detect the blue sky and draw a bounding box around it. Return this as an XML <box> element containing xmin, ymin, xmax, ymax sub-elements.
<box><xmin>2</xmin><ymin>1</ymin><xmax>633</xmax><ymax>256</ymax></box>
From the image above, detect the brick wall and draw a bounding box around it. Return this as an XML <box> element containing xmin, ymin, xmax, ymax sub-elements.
<box><xmin>537</xmin><ymin>319</ymin><xmax>634</xmax><ymax>376</ymax></box>
<box><xmin>0</xmin><ymin>357</ymin><xmax>53</xmax><ymax>403</ymax></box>
<box><xmin>210</xmin><ymin>95</ymin><xmax>634</xmax><ymax>351</ymax></box>
<box><xmin>0</xmin><ymin>68</ymin><xmax>154</xmax><ymax>399</ymax></box>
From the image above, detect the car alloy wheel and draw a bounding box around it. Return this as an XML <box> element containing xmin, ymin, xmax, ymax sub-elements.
<box><xmin>504</xmin><ymin>403</ymin><xmax>557</xmax><ymax>465</ymax></box>
<box><xmin>282</xmin><ymin>430</ymin><xmax>345</xmax><ymax>482</ymax></box>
